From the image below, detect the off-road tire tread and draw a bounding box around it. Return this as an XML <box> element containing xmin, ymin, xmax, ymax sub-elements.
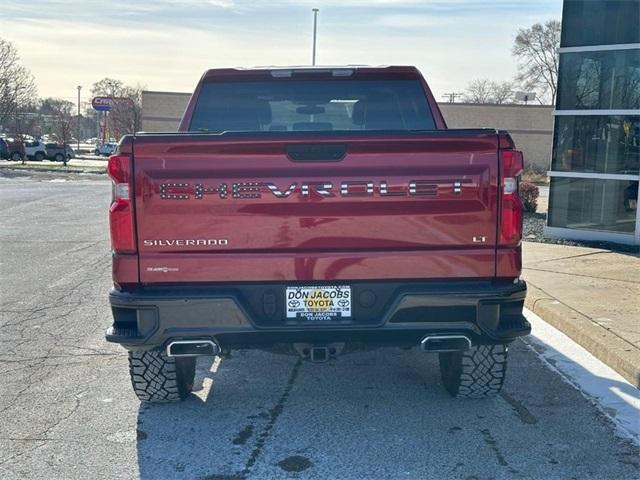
<box><xmin>439</xmin><ymin>344</ymin><xmax>508</xmax><ymax>398</ymax></box>
<box><xmin>128</xmin><ymin>350</ymin><xmax>193</xmax><ymax>403</ymax></box>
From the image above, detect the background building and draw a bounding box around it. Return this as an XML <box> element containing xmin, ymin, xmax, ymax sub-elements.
<box><xmin>545</xmin><ymin>0</ymin><xmax>640</xmax><ymax>245</ymax></box>
<box><xmin>439</xmin><ymin>103</ymin><xmax>552</xmax><ymax>170</ymax></box>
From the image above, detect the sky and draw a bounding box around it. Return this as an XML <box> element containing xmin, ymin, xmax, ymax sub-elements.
<box><xmin>1</xmin><ymin>0</ymin><xmax>562</xmax><ymax>103</ymax></box>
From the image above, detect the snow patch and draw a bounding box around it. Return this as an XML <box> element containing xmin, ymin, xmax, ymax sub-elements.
<box><xmin>523</xmin><ymin>308</ymin><xmax>640</xmax><ymax>444</ymax></box>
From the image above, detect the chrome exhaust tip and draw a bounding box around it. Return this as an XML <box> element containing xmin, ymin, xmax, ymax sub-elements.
<box><xmin>166</xmin><ymin>339</ymin><xmax>220</xmax><ymax>357</ymax></box>
<box><xmin>420</xmin><ymin>335</ymin><xmax>471</xmax><ymax>353</ymax></box>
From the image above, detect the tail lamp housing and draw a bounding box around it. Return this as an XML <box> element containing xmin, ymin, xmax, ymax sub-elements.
<box><xmin>107</xmin><ymin>154</ymin><xmax>136</xmax><ymax>253</ymax></box>
<box><xmin>499</xmin><ymin>149</ymin><xmax>524</xmax><ymax>246</ymax></box>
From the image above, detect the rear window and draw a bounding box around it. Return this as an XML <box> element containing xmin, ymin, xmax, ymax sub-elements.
<box><xmin>189</xmin><ymin>79</ymin><xmax>435</xmax><ymax>133</ymax></box>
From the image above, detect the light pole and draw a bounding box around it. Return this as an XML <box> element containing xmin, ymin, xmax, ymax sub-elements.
<box><xmin>77</xmin><ymin>85</ymin><xmax>82</xmax><ymax>152</ymax></box>
<box><xmin>312</xmin><ymin>8</ymin><xmax>319</xmax><ymax>66</ymax></box>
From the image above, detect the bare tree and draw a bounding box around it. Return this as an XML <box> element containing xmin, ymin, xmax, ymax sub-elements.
<box><xmin>113</xmin><ymin>84</ymin><xmax>143</xmax><ymax>135</ymax></box>
<box><xmin>491</xmin><ymin>81</ymin><xmax>516</xmax><ymax>104</ymax></box>
<box><xmin>0</xmin><ymin>38</ymin><xmax>37</xmax><ymax>133</ymax></box>
<box><xmin>512</xmin><ymin>20</ymin><xmax>561</xmax><ymax>104</ymax></box>
<box><xmin>463</xmin><ymin>79</ymin><xmax>494</xmax><ymax>103</ymax></box>
<box><xmin>91</xmin><ymin>78</ymin><xmax>144</xmax><ymax>141</ymax></box>
<box><xmin>42</xmin><ymin>98</ymin><xmax>74</xmax><ymax>165</ymax></box>
<box><xmin>40</xmin><ymin>97</ymin><xmax>73</xmax><ymax>118</ymax></box>
<box><xmin>463</xmin><ymin>79</ymin><xmax>515</xmax><ymax>104</ymax></box>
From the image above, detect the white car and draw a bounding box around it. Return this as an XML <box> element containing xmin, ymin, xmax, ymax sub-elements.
<box><xmin>24</xmin><ymin>141</ymin><xmax>48</xmax><ymax>161</ymax></box>
<box><xmin>94</xmin><ymin>143</ymin><xmax>117</xmax><ymax>156</ymax></box>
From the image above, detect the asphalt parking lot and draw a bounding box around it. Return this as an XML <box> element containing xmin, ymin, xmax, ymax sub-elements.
<box><xmin>1</xmin><ymin>174</ymin><xmax>638</xmax><ymax>480</ymax></box>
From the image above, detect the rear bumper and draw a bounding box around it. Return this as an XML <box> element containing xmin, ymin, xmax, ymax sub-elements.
<box><xmin>106</xmin><ymin>280</ymin><xmax>529</xmax><ymax>351</ymax></box>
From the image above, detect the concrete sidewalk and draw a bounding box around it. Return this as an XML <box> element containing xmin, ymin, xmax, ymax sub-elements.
<box><xmin>522</xmin><ymin>241</ymin><xmax>640</xmax><ymax>387</ymax></box>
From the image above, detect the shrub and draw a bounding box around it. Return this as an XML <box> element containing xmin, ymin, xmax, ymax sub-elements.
<box><xmin>519</xmin><ymin>181</ymin><xmax>539</xmax><ymax>213</ymax></box>
<box><xmin>522</xmin><ymin>163</ymin><xmax>547</xmax><ymax>184</ymax></box>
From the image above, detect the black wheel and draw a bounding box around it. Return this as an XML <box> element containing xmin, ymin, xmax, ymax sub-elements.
<box><xmin>34</xmin><ymin>152</ymin><xmax>45</xmax><ymax>161</ymax></box>
<box><xmin>128</xmin><ymin>349</ymin><xmax>196</xmax><ymax>403</ymax></box>
<box><xmin>54</xmin><ymin>153</ymin><xmax>64</xmax><ymax>162</ymax></box>
<box><xmin>94</xmin><ymin>149</ymin><xmax>100</xmax><ymax>156</ymax></box>
<box><xmin>439</xmin><ymin>344</ymin><xmax>508</xmax><ymax>398</ymax></box>
<box><xmin>10</xmin><ymin>152</ymin><xmax>22</xmax><ymax>161</ymax></box>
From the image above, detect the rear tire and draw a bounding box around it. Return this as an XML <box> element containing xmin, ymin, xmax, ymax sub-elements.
<box><xmin>128</xmin><ymin>349</ymin><xmax>196</xmax><ymax>403</ymax></box>
<box><xmin>439</xmin><ymin>344</ymin><xmax>508</xmax><ymax>398</ymax></box>
<box><xmin>34</xmin><ymin>152</ymin><xmax>45</xmax><ymax>161</ymax></box>
<box><xmin>10</xmin><ymin>152</ymin><xmax>21</xmax><ymax>161</ymax></box>
<box><xmin>54</xmin><ymin>153</ymin><xmax>64</xmax><ymax>162</ymax></box>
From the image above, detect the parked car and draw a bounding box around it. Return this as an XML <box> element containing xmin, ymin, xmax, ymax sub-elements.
<box><xmin>24</xmin><ymin>141</ymin><xmax>48</xmax><ymax>161</ymax></box>
<box><xmin>105</xmin><ymin>65</ymin><xmax>529</xmax><ymax>403</ymax></box>
<box><xmin>0</xmin><ymin>138</ymin><xmax>8</xmax><ymax>160</ymax></box>
<box><xmin>45</xmin><ymin>143</ymin><xmax>74</xmax><ymax>162</ymax></box>
<box><xmin>5</xmin><ymin>138</ymin><xmax>25</xmax><ymax>161</ymax></box>
<box><xmin>95</xmin><ymin>142</ymin><xmax>118</xmax><ymax>156</ymax></box>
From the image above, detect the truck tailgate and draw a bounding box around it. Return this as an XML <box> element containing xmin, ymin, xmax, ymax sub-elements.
<box><xmin>132</xmin><ymin>132</ymin><xmax>499</xmax><ymax>283</ymax></box>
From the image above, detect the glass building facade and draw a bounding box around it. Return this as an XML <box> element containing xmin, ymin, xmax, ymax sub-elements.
<box><xmin>546</xmin><ymin>0</ymin><xmax>640</xmax><ymax>245</ymax></box>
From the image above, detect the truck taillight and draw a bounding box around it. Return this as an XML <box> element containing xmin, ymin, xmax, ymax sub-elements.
<box><xmin>107</xmin><ymin>154</ymin><xmax>136</xmax><ymax>254</ymax></box>
<box><xmin>499</xmin><ymin>150</ymin><xmax>524</xmax><ymax>246</ymax></box>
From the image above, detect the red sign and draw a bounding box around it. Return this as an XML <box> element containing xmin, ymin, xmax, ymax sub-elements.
<box><xmin>92</xmin><ymin>96</ymin><xmax>114</xmax><ymax>111</ymax></box>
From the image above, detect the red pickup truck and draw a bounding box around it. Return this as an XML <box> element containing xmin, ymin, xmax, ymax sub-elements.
<box><xmin>105</xmin><ymin>66</ymin><xmax>529</xmax><ymax>403</ymax></box>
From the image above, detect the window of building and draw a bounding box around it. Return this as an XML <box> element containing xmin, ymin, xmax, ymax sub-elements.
<box><xmin>548</xmin><ymin>177</ymin><xmax>637</xmax><ymax>233</ymax></box>
<box><xmin>552</xmin><ymin>115</ymin><xmax>640</xmax><ymax>174</ymax></box>
<box><xmin>557</xmin><ymin>49</ymin><xmax>640</xmax><ymax>110</ymax></box>
<box><xmin>561</xmin><ymin>0</ymin><xmax>640</xmax><ymax>47</ymax></box>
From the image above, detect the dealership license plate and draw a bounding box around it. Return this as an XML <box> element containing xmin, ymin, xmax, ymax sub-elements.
<box><xmin>285</xmin><ymin>286</ymin><xmax>352</xmax><ymax>320</ymax></box>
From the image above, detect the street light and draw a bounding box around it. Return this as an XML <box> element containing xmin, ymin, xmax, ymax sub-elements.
<box><xmin>77</xmin><ymin>85</ymin><xmax>82</xmax><ymax>152</ymax></box>
<box><xmin>312</xmin><ymin>8</ymin><xmax>319</xmax><ymax>66</ymax></box>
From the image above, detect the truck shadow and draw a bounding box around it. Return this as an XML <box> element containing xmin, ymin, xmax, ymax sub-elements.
<box><xmin>135</xmin><ymin>343</ymin><xmax>639</xmax><ymax>480</ymax></box>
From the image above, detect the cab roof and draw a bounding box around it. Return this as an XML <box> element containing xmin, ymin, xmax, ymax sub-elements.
<box><xmin>201</xmin><ymin>65</ymin><xmax>421</xmax><ymax>81</ymax></box>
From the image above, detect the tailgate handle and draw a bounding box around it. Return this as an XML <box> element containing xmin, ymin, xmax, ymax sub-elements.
<box><xmin>287</xmin><ymin>144</ymin><xmax>346</xmax><ymax>162</ymax></box>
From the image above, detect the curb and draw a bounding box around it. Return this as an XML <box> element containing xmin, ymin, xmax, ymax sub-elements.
<box><xmin>525</xmin><ymin>283</ymin><xmax>640</xmax><ymax>388</ymax></box>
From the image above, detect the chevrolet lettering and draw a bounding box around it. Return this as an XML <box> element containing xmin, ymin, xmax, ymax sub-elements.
<box><xmin>159</xmin><ymin>179</ymin><xmax>470</xmax><ymax>200</ymax></box>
